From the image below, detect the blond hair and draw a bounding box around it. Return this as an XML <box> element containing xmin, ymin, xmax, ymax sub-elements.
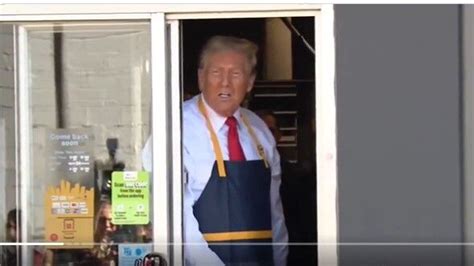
<box><xmin>199</xmin><ymin>35</ymin><xmax>258</xmax><ymax>75</ymax></box>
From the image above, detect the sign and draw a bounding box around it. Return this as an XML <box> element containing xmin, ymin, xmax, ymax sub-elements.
<box><xmin>118</xmin><ymin>244</ymin><xmax>152</xmax><ymax>266</ymax></box>
<box><xmin>44</xmin><ymin>180</ymin><xmax>94</xmax><ymax>248</ymax></box>
<box><xmin>44</xmin><ymin>129</ymin><xmax>95</xmax><ymax>248</ymax></box>
<box><xmin>46</xmin><ymin>129</ymin><xmax>94</xmax><ymax>187</ymax></box>
<box><xmin>112</xmin><ymin>171</ymin><xmax>149</xmax><ymax>225</ymax></box>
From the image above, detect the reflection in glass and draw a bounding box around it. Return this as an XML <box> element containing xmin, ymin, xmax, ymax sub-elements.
<box><xmin>26</xmin><ymin>22</ymin><xmax>151</xmax><ymax>265</ymax></box>
<box><xmin>0</xmin><ymin>23</ymin><xmax>20</xmax><ymax>265</ymax></box>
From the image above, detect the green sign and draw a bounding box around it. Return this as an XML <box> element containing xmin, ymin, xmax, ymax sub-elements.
<box><xmin>112</xmin><ymin>171</ymin><xmax>149</xmax><ymax>225</ymax></box>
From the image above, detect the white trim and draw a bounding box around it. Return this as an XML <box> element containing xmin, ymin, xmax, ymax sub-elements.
<box><xmin>151</xmin><ymin>12</ymin><xmax>170</xmax><ymax>260</ymax></box>
<box><xmin>0</xmin><ymin>9</ymin><xmax>321</xmax><ymax>22</ymax></box>
<box><xmin>169</xmin><ymin>19</ymin><xmax>183</xmax><ymax>266</ymax></box>
<box><xmin>17</xmin><ymin>24</ymin><xmax>34</xmax><ymax>266</ymax></box>
<box><xmin>316</xmin><ymin>4</ymin><xmax>338</xmax><ymax>266</ymax></box>
<box><xmin>0</xmin><ymin>13</ymin><xmax>151</xmax><ymax>22</ymax></box>
<box><xmin>19</xmin><ymin>21</ymin><xmax>150</xmax><ymax>29</ymax></box>
<box><xmin>0</xmin><ymin>4</ymin><xmax>319</xmax><ymax>16</ymax></box>
<box><xmin>13</xmin><ymin>24</ymin><xmax>20</xmax><ymax>264</ymax></box>
<box><xmin>166</xmin><ymin>10</ymin><xmax>319</xmax><ymax>20</ymax></box>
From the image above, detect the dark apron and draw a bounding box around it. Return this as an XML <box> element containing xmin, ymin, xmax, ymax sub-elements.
<box><xmin>192</xmin><ymin>97</ymin><xmax>274</xmax><ymax>265</ymax></box>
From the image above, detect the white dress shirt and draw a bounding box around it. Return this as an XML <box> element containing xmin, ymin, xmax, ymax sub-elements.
<box><xmin>142</xmin><ymin>94</ymin><xmax>288</xmax><ymax>266</ymax></box>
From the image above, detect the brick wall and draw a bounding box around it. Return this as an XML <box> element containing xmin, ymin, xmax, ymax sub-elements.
<box><xmin>28</xmin><ymin>24</ymin><xmax>151</xmax><ymax>237</ymax></box>
<box><xmin>0</xmin><ymin>24</ymin><xmax>16</xmax><ymax>242</ymax></box>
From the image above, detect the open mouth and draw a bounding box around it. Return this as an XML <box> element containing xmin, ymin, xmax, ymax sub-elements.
<box><xmin>218</xmin><ymin>93</ymin><xmax>231</xmax><ymax>99</ymax></box>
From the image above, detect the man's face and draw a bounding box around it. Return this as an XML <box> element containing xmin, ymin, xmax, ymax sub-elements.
<box><xmin>199</xmin><ymin>50</ymin><xmax>255</xmax><ymax>117</ymax></box>
<box><xmin>99</xmin><ymin>204</ymin><xmax>116</xmax><ymax>234</ymax></box>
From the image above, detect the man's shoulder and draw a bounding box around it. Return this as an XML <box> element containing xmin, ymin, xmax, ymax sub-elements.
<box><xmin>182</xmin><ymin>96</ymin><xmax>202</xmax><ymax>123</ymax></box>
<box><xmin>182</xmin><ymin>96</ymin><xmax>206</xmax><ymax>138</ymax></box>
<box><xmin>182</xmin><ymin>95</ymin><xmax>198</xmax><ymax>115</ymax></box>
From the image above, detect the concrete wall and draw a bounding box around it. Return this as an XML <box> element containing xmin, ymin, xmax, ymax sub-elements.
<box><xmin>335</xmin><ymin>5</ymin><xmax>463</xmax><ymax>265</ymax></box>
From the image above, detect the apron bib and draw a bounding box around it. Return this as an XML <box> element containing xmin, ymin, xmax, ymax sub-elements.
<box><xmin>192</xmin><ymin>97</ymin><xmax>274</xmax><ymax>265</ymax></box>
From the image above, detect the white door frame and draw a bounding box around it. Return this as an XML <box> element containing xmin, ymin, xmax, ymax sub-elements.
<box><xmin>166</xmin><ymin>6</ymin><xmax>338</xmax><ymax>266</ymax></box>
<box><xmin>168</xmin><ymin>18</ymin><xmax>184</xmax><ymax>266</ymax></box>
<box><xmin>13</xmin><ymin>13</ymin><xmax>173</xmax><ymax>263</ymax></box>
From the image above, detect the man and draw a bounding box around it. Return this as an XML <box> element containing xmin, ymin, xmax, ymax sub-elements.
<box><xmin>142</xmin><ymin>36</ymin><xmax>288</xmax><ymax>265</ymax></box>
<box><xmin>91</xmin><ymin>199</ymin><xmax>118</xmax><ymax>264</ymax></box>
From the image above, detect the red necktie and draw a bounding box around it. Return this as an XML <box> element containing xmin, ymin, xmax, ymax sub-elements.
<box><xmin>225</xmin><ymin>116</ymin><xmax>246</xmax><ymax>161</ymax></box>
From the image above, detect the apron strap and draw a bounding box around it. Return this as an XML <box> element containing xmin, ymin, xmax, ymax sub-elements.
<box><xmin>198</xmin><ymin>96</ymin><xmax>227</xmax><ymax>177</ymax></box>
<box><xmin>197</xmin><ymin>96</ymin><xmax>269</xmax><ymax>177</ymax></box>
<box><xmin>240</xmin><ymin>114</ymin><xmax>269</xmax><ymax>168</ymax></box>
<box><xmin>203</xmin><ymin>229</ymin><xmax>272</xmax><ymax>242</ymax></box>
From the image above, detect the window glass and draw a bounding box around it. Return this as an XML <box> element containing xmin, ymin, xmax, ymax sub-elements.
<box><xmin>25</xmin><ymin>21</ymin><xmax>152</xmax><ymax>265</ymax></box>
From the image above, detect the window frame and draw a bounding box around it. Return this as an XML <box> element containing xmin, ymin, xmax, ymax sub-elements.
<box><xmin>1</xmin><ymin>5</ymin><xmax>338</xmax><ymax>266</ymax></box>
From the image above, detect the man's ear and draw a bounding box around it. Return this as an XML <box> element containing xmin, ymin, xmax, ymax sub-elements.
<box><xmin>197</xmin><ymin>69</ymin><xmax>204</xmax><ymax>92</ymax></box>
<box><xmin>247</xmin><ymin>74</ymin><xmax>256</xmax><ymax>92</ymax></box>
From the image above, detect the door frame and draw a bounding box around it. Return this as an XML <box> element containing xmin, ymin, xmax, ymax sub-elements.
<box><xmin>13</xmin><ymin>13</ymin><xmax>172</xmax><ymax>264</ymax></box>
<box><xmin>166</xmin><ymin>7</ymin><xmax>338</xmax><ymax>265</ymax></box>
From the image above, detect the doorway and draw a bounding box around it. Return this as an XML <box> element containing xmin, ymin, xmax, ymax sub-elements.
<box><xmin>180</xmin><ymin>16</ymin><xmax>317</xmax><ymax>265</ymax></box>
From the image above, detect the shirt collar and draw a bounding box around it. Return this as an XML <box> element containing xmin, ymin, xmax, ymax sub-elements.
<box><xmin>201</xmin><ymin>94</ymin><xmax>242</xmax><ymax>132</ymax></box>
